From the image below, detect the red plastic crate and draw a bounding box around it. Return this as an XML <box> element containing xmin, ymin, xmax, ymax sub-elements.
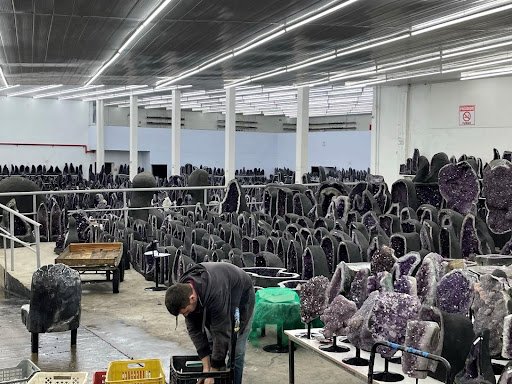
<box><xmin>93</xmin><ymin>371</ymin><xmax>106</xmax><ymax>384</ymax></box>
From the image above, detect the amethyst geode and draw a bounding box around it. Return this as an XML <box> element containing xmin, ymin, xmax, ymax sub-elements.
<box><xmin>472</xmin><ymin>274</ymin><xmax>512</xmax><ymax>356</ymax></box>
<box><xmin>367</xmin><ymin>292</ymin><xmax>422</xmax><ymax>357</ymax></box>
<box><xmin>439</xmin><ymin>161</ymin><xmax>479</xmax><ymax>215</ymax></box>
<box><xmin>483</xmin><ymin>159</ymin><xmax>512</xmax><ymax>234</ymax></box>
<box><xmin>394</xmin><ymin>276</ymin><xmax>417</xmax><ymax>295</ymax></box>
<box><xmin>435</xmin><ymin>270</ymin><xmax>474</xmax><ymax>315</ymax></box>
<box><xmin>300</xmin><ymin>275</ymin><xmax>329</xmax><ymax>324</ymax></box>
<box><xmin>349</xmin><ymin>268</ymin><xmax>370</xmax><ymax>308</ymax></box>
<box><xmin>370</xmin><ymin>245</ymin><xmax>397</xmax><ymax>275</ymax></box>
<box><xmin>326</xmin><ymin>261</ymin><xmax>355</xmax><ymax>303</ymax></box>
<box><xmin>416</xmin><ymin>253</ymin><xmax>445</xmax><ymax>306</ymax></box>
<box><xmin>393</xmin><ymin>252</ymin><xmax>422</xmax><ymax>280</ymax></box>
<box><xmin>402</xmin><ymin>320</ymin><xmax>441</xmax><ymax>379</ymax></box>
<box><xmin>321</xmin><ymin>295</ymin><xmax>357</xmax><ymax>338</ymax></box>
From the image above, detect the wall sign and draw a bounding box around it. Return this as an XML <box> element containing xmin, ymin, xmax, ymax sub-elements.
<box><xmin>459</xmin><ymin>105</ymin><xmax>475</xmax><ymax>126</ymax></box>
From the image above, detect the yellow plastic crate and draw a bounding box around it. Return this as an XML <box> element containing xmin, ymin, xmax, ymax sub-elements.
<box><xmin>106</xmin><ymin>359</ymin><xmax>165</xmax><ymax>384</ymax></box>
<box><xmin>27</xmin><ymin>372</ymin><xmax>87</xmax><ymax>384</ymax></box>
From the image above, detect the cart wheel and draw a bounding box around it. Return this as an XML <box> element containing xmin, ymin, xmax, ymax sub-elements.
<box><xmin>106</xmin><ymin>271</ymin><xmax>111</xmax><ymax>281</ymax></box>
<box><xmin>119</xmin><ymin>264</ymin><xmax>125</xmax><ymax>282</ymax></box>
<box><xmin>113</xmin><ymin>269</ymin><xmax>120</xmax><ymax>294</ymax></box>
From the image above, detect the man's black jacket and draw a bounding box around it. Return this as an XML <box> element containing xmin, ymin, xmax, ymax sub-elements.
<box><xmin>179</xmin><ymin>262</ymin><xmax>255</xmax><ymax>369</ymax></box>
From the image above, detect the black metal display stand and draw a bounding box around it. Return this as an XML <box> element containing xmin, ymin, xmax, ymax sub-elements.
<box><xmin>368</xmin><ymin>341</ymin><xmax>452</xmax><ymax>384</ymax></box>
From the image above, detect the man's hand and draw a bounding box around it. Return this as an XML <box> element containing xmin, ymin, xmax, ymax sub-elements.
<box><xmin>197</xmin><ymin>356</ymin><xmax>216</xmax><ymax>384</ymax></box>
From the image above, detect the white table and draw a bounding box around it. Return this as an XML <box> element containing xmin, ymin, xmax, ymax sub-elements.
<box><xmin>284</xmin><ymin>329</ymin><xmax>505</xmax><ymax>384</ymax></box>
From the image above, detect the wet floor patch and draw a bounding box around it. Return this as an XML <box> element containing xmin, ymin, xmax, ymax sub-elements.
<box><xmin>0</xmin><ymin>290</ymin><xmax>192</xmax><ymax>382</ymax></box>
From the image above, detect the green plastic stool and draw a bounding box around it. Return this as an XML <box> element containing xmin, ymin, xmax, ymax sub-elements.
<box><xmin>250</xmin><ymin>287</ymin><xmax>303</xmax><ymax>353</ymax></box>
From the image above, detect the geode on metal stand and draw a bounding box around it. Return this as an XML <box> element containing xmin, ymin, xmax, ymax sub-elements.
<box><xmin>320</xmin><ymin>295</ymin><xmax>357</xmax><ymax>352</ymax></box>
<box><xmin>472</xmin><ymin>274</ymin><xmax>512</xmax><ymax>356</ymax></box>
<box><xmin>402</xmin><ymin>320</ymin><xmax>441</xmax><ymax>379</ymax></box>
<box><xmin>299</xmin><ymin>276</ymin><xmax>329</xmax><ymax>338</ymax></box>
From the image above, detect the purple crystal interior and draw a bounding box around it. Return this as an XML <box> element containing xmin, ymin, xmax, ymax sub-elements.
<box><xmin>368</xmin><ymin>292</ymin><xmax>422</xmax><ymax>358</ymax></box>
<box><xmin>321</xmin><ymin>295</ymin><xmax>357</xmax><ymax>338</ymax></box>
<box><xmin>402</xmin><ymin>320</ymin><xmax>441</xmax><ymax>379</ymax></box>
<box><xmin>436</xmin><ymin>270</ymin><xmax>473</xmax><ymax>315</ymax></box>
<box><xmin>367</xmin><ymin>275</ymin><xmax>379</xmax><ymax>294</ymax></box>
<box><xmin>439</xmin><ymin>161</ymin><xmax>479</xmax><ymax>215</ymax></box>
<box><xmin>349</xmin><ymin>268</ymin><xmax>370</xmax><ymax>308</ymax></box>
<box><xmin>394</xmin><ymin>276</ymin><xmax>417</xmax><ymax>296</ymax></box>
<box><xmin>300</xmin><ymin>276</ymin><xmax>329</xmax><ymax>324</ymax></box>
<box><xmin>416</xmin><ymin>254</ymin><xmax>443</xmax><ymax>306</ymax></box>
<box><xmin>302</xmin><ymin>249</ymin><xmax>314</xmax><ymax>280</ymax></box>
<box><xmin>390</xmin><ymin>235</ymin><xmax>406</xmax><ymax>258</ymax></box>
<box><xmin>461</xmin><ymin>214</ymin><xmax>481</xmax><ymax>259</ymax></box>
<box><xmin>370</xmin><ymin>245</ymin><xmax>397</xmax><ymax>274</ymax></box>
<box><xmin>483</xmin><ymin>159</ymin><xmax>512</xmax><ymax>234</ymax></box>
<box><xmin>320</xmin><ymin>237</ymin><xmax>336</xmax><ymax>274</ymax></box>
<box><xmin>394</xmin><ymin>252</ymin><xmax>421</xmax><ymax>280</ymax></box>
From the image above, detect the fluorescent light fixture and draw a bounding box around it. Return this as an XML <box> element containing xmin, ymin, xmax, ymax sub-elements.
<box><xmin>235</xmin><ymin>26</ymin><xmax>284</xmax><ymax>51</ymax></box>
<box><xmin>60</xmin><ymin>85</ymin><xmax>147</xmax><ymax>100</ymax></box>
<box><xmin>0</xmin><ymin>66</ymin><xmax>8</xmax><ymax>87</ymax></box>
<box><xmin>442</xmin><ymin>57</ymin><xmax>512</xmax><ymax>73</ymax></box>
<box><xmin>329</xmin><ymin>69</ymin><xmax>378</xmax><ymax>82</ymax></box>
<box><xmin>377</xmin><ymin>55</ymin><xmax>440</xmax><ymax>73</ymax></box>
<box><xmin>87</xmin><ymin>0</ymin><xmax>176</xmax><ymax>85</ymax></box>
<box><xmin>442</xmin><ymin>39</ymin><xmax>512</xmax><ymax>59</ymax></box>
<box><xmin>86</xmin><ymin>52</ymin><xmax>120</xmax><ymax>86</ymax></box>
<box><xmin>336</xmin><ymin>33</ymin><xmax>410</xmax><ymax>58</ymax></box>
<box><xmin>8</xmin><ymin>84</ymin><xmax>62</xmax><ymax>97</ymax></box>
<box><xmin>0</xmin><ymin>84</ymin><xmax>20</xmax><ymax>92</ymax></box>
<box><xmin>287</xmin><ymin>53</ymin><xmax>337</xmax><ymax>72</ymax></box>
<box><xmin>286</xmin><ymin>0</ymin><xmax>360</xmax><ymax>31</ymax></box>
<box><xmin>83</xmin><ymin>85</ymin><xmax>188</xmax><ymax>101</ymax></box>
<box><xmin>119</xmin><ymin>0</ymin><xmax>174</xmax><ymax>53</ymax></box>
<box><xmin>234</xmin><ymin>30</ymin><xmax>286</xmax><ymax>57</ymax></box>
<box><xmin>461</xmin><ymin>66</ymin><xmax>512</xmax><ymax>80</ymax></box>
<box><xmin>412</xmin><ymin>2</ymin><xmax>512</xmax><ymax>36</ymax></box>
<box><xmin>34</xmin><ymin>85</ymin><xmax>104</xmax><ymax>99</ymax></box>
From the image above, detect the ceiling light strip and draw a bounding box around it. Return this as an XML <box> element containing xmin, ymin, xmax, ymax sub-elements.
<box><xmin>8</xmin><ymin>84</ymin><xmax>63</xmax><ymax>97</ymax></box>
<box><xmin>86</xmin><ymin>0</ymin><xmax>175</xmax><ymax>85</ymax></box>
<box><xmin>34</xmin><ymin>85</ymin><xmax>104</xmax><ymax>99</ymax></box>
<box><xmin>60</xmin><ymin>85</ymin><xmax>147</xmax><ymax>100</ymax></box>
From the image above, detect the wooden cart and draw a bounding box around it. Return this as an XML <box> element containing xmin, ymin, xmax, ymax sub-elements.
<box><xmin>55</xmin><ymin>242</ymin><xmax>124</xmax><ymax>294</ymax></box>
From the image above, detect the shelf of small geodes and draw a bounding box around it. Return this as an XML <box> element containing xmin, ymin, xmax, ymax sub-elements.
<box><xmin>284</xmin><ymin>329</ymin><xmax>506</xmax><ymax>384</ymax></box>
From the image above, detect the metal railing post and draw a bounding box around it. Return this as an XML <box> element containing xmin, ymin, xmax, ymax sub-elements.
<box><xmin>3</xmin><ymin>237</ymin><xmax>6</xmax><ymax>273</ymax></box>
<box><xmin>123</xmin><ymin>191</ymin><xmax>128</xmax><ymax>229</ymax></box>
<box><xmin>34</xmin><ymin>225</ymin><xmax>41</xmax><ymax>269</ymax></box>
<box><xmin>32</xmin><ymin>194</ymin><xmax>37</xmax><ymax>221</ymax></box>
<box><xmin>203</xmin><ymin>188</ymin><xmax>208</xmax><ymax>206</ymax></box>
<box><xmin>9</xmin><ymin>212</ymin><xmax>14</xmax><ymax>271</ymax></box>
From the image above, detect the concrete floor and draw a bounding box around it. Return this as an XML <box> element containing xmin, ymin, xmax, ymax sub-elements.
<box><xmin>0</xmin><ymin>243</ymin><xmax>364</xmax><ymax>384</ymax></box>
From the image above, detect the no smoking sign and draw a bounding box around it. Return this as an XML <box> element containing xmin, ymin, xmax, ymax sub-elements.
<box><xmin>459</xmin><ymin>105</ymin><xmax>475</xmax><ymax>126</ymax></box>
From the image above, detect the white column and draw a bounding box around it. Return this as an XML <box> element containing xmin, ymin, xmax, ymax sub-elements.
<box><xmin>129</xmin><ymin>95</ymin><xmax>138</xmax><ymax>180</ymax></box>
<box><xmin>171</xmin><ymin>89</ymin><xmax>181</xmax><ymax>176</ymax></box>
<box><xmin>96</xmin><ymin>99</ymin><xmax>105</xmax><ymax>173</ymax></box>
<box><xmin>295</xmin><ymin>86</ymin><xmax>310</xmax><ymax>184</ymax></box>
<box><xmin>224</xmin><ymin>87</ymin><xmax>236</xmax><ymax>185</ymax></box>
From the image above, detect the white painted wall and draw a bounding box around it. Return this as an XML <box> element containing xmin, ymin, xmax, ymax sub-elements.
<box><xmin>373</xmin><ymin>76</ymin><xmax>512</xmax><ymax>185</ymax></box>
<box><xmin>0</xmin><ymin>97</ymin><xmax>94</xmax><ymax>169</ymax></box>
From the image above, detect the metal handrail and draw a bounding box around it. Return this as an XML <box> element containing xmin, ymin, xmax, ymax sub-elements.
<box><xmin>0</xmin><ymin>201</ymin><xmax>41</xmax><ymax>272</ymax></box>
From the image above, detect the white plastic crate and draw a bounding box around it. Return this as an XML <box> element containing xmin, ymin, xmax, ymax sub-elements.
<box><xmin>27</xmin><ymin>372</ymin><xmax>87</xmax><ymax>384</ymax></box>
<box><xmin>0</xmin><ymin>360</ymin><xmax>40</xmax><ymax>384</ymax></box>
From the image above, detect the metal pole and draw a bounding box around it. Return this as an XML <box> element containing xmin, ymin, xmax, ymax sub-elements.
<box><xmin>34</xmin><ymin>225</ymin><xmax>41</xmax><ymax>269</ymax></box>
<box><xmin>10</xmin><ymin>212</ymin><xmax>14</xmax><ymax>272</ymax></box>
<box><xmin>123</xmin><ymin>191</ymin><xmax>128</xmax><ymax>229</ymax></box>
<box><xmin>32</xmin><ymin>194</ymin><xmax>37</xmax><ymax>221</ymax></box>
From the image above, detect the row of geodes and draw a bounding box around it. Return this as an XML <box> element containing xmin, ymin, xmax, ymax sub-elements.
<box><xmin>299</xmin><ymin>250</ymin><xmax>511</xmax><ymax>384</ymax></box>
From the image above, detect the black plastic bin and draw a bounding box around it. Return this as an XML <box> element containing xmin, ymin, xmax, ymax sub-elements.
<box><xmin>170</xmin><ymin>356</ymin><xmax>233</xmax><ymax>384</ymax></box>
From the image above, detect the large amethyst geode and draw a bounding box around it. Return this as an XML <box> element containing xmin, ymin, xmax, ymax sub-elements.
<box><xmin>321</xmin><ymin>295</ymin><xmax>357</xmax><ymax>338</ymax></box>
<box><xmin>439</xmin><ymin>161</ymin><xmax>479</xmax><ymax>215</ymax></box>
<box><xmin>436</xmin><ymin>270</ymin><xmax>474</xmax><ymax>315</ymax></box>
<box><xmin>300</xmin><ymin>275</ymin><xmax>329</xmax><ymax>324</ymax></box>
<box><xmin>402</xmin><ymin>321</ymin><xmax>441</xmax><ymax>379</ymax></box>
<box><xmin>349</xmin><ymin>268</ymin><xmax>370</xmax><ymax>308</ymax></box>
<box><xmin>370</xmin><ymin>245</ymin><xmax>397</xmax><ymax>275</ymax></box>
<box><xmin>416</xmin><ymin>253</ymin><xmax>445</xmax><ymax>305</ymax></box>
<box><xmin>483</xmin><ymin>159</ymin><xmax>512</xmax><ymax>234</ymax></box>
<box><xmin>472</xmin><ymin>274</ymin><xmax>512</xmax><ymax>356</ymax></box>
